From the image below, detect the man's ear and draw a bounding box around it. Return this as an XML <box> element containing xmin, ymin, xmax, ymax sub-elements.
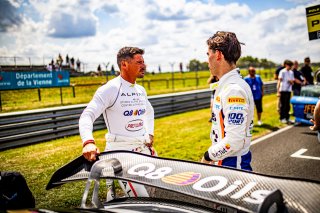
<box><xmin>121</xmin><ymin>60</ymin><xmax>128</xmax><ymax>70</ymax></box>
<box><xmin>216</xmin><ymin>50</ymin><xmax>223</xmax><ymax>61</ymax></box>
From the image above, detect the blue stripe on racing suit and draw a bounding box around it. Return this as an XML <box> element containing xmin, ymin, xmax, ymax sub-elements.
<box><xmin>221</xmin><ymin>151</ymin><xmax>252</xmax><ymax>171</ymax></box>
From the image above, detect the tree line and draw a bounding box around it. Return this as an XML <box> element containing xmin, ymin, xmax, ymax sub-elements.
<box><xmin>187</xmin><ymin>56</ymin><xmax>320</xmax><ymax>71</ymax></box>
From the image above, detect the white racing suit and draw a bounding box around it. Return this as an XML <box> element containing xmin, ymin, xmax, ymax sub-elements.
<box><xmin>79</xmin><ymin>76</ymin><xmax>156</xmax><ymax>201</ymax></box>
<box><xmin>208</xmin><ymin>69</ymin><xmax>254</xmax><ymax>171</ymax></box>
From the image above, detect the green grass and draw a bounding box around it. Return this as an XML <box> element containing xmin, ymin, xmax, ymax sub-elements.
<box><xmin>0</xmin><ymin>69</ymin><xmax>276</xmax><ymax>113</ymax></box>
<box><xmin>0</xmin><ymin>93</ymin><xmax>288</xmax><ymax>209</ymax></box>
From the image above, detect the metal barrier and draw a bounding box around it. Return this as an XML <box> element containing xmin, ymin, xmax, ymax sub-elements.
<box><xmin>0</xmin><ymin>81</ymin><xmax>277</xmax><ymax>150</ymax></box>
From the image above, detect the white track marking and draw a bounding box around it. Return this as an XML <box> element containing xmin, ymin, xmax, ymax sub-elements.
<box><xmin>251</xmin><ymin>126</ymin><xmax>293</xmax><ymax>145</ymax></box>
<box><xmin>291</xmin><ymin>149</ymin><xmax>320</xmax><ymax>161</ymax></box>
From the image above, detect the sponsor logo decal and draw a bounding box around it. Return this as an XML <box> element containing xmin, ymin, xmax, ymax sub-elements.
<box><xmin>125</xmin><ymin>119</ymin><xmax>143</xmax><ymax>131</ymax></box>
<box><xmin>247</xmin><ymin>120</ymin><xmax>253</xmax><ymax>137</ymax></box>
<box><xmin>215</xmin><ymin>96</ymin><xmax>220</xmax><ymax>102</ymax></box>
<box><xmin>212</xmin><ymin>144</ymin><xmax>230</xmax><ymax>158</ymax></box>
<box><xmin>225</xmin><ymin>143</ymin><xmax>231</xmax><ymax>149</ymax></box>
<box><xmin>227</xmin><ymin>97</ymin><xmax>246</xmax><ymax>104</ymax></box>
<box><xmin>123</xmin><ymin>109</ymin><xmax>146</xmax><ymax>116</ymax></box>
<box><xmin>304</xmin><ymin>104</ymin><xmax>315</xmax><ymax>114</ymax></box>
<box><xmin>228</xmin><ymin>113</ymin><xmax>244</xmax><ymax>125</ymax></box>
<box><xmin>121</xmin><ymin>92</ymin><xmax>143</xmax><ymax>96</ymax></box>
<box><xmin>128</xmin><ymin>163</ymin><xmax>272</xmax><ymax>204</ymax></box>
<box><xmin>214</xmin><ymin>104</ymin><xmax>220</xmax><ymax>110</ymax></box>
<box><xmin>211</xmin><ymin>112</ymin><xmax>217</xmax><ymax>124</ymax></box>
<box><xmin>162</xmin><ymin>172</ymin><xmax>201</xmax><ymax>186</ymax></box>
<box><xmin>229</xmin><ymin>106</ymin><xmax>244</xmax><ymax>110</ymax></box>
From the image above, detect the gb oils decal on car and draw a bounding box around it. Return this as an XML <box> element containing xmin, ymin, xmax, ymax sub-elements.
<box><xmin>127</xmin><ymin>162</ymin><xmax>272</xmax><ymax>205</ymax></box>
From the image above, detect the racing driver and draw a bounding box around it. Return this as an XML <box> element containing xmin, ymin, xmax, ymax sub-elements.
<box><xmin>201</xmin><ymin>31</ymin><xmax>254</xmax><ymax>171</ymax></box>
<box><xmin>79</xmin><ymin>47</ymin><xmax>156</xmax><ymax>200</ymax></box>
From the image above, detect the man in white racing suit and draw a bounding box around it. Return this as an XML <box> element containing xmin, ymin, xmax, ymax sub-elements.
<box><xmin>79</xmin><ymin>47</ymin><xmax>156</xmax><ymax>200</ymax></box>
<box><xmin>201</xmin><ymin>31</ymin><xmax>254</xmax><ymax>171</ymax></box>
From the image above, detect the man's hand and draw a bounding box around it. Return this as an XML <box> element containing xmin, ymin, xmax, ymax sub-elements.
<box><xmin>82</xmin><ymin>143</ymin><xmax>100</xmax><ymax>161</ymax></box>
<box><xmin>201</xmin><ymin>151</ymin><xmax>215</xmax><ymax>164</ymax></box>
<box><xmin>146</xmin><ymin>134</ymin><xmax>154</xmax><ymax>147</ymax></box>
<box><xmin>201</xmin><ymin>156</ymin><xmax>214</xmax><ymax>164</ymax></box>
<box><xmin>310</xmin><ymin>119</ymin><xmax>320</xmax><ymax>131</ymax></box>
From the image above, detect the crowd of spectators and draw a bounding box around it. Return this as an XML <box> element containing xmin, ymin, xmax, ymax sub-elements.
<box><xmin>46</xmin><ymin>53</ymin><xmax>81</xmax><ymax>72</ymax></box>
<box><xmin>275</xmin><ymin>57</ymin><xmax>317</xmax><ymax>124</ymax></box>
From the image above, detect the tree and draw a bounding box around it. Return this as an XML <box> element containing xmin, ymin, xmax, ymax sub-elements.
<box><xmin>188</xmin><ymin>59</ymin><xmax>208</xmax><ymax>71</ymax></box>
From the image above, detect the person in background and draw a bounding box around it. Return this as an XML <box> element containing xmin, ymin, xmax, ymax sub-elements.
<box><xmin>76</xmin><ymin>58</ymin><xmax>81</xmax><ymax>72</ymax></box>
<box><xmin>278</xmin><ymin>60</ymin><xmax>294</xmax><ymax>124</ymax></box>
<box><xmin>201</xmin><ymin>31</ymin><xmax>254</xmax><ymax>171</ymax></box>
<box><xmin>292</xmin><ymin>60</ymin><xmax>304</xmax><ymax>96</ymax></box>
<box><xmin>310</xmin><ymin>99</ymin><xmax>320</xmax><ymax>143</ymax></box>
<box><xmin>70</xmin><ymin>57</ymin><xmax>75</xmax><ymax>69</ymax></box>
<box><xmin>244</xmin><ymin>66</ymin><xmax>264</xmax><ymax>126</ymax></box>
<box><xmin>274</xmin><ymin>61</ymin><xmax>285</xmax><ymax>80</ymax></box>
<box><xmin>301</xmin><ymin>57</ymin><xmax>314</xmax><ymax>85</ymax></box>
<box><xmin>275</xmin><ymin>61</ymin><xmax>285</xmax><ymax>114</ymax></box>
<box><xmin>97</xmin><ymin>64</ymin><xmax>102</xmax><ymax>76</ymax></box>
<box><xmin>79</xmin><ymin>46</ymin><xmax>156</xmax><ymax>201</ymax></box>
<box><xmin>66</xmin><ymin>54</ymin><xmax>69</xmax><ymax>66</ymax></box>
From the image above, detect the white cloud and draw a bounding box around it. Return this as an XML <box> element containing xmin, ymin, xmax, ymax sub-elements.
<box><xmin>0</xmin><ymin>0</ymin><xmax>319</xmax><ymax>72</ymax></box>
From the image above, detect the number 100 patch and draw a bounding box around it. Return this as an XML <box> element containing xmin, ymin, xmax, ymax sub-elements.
<box><xmin>228</xmin><ymin>113</ymin><xmax>244</xmax><ymax>125</ymax></box>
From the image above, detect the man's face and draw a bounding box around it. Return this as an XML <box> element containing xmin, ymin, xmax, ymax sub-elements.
<box><xmin>285</xmin><ymin>64</ymin><xmax>292</xmax><ymax>71</ymax></box>
<box><xmin>127</xmin><ymin>54</ymin><xmax>146</xmax><ymax>78</ymax></box>
<box><xmin>249</xmin><ymin>68</ymin><xmax>255</xmax><ymax>76</ymax></box>
<box><xmin>207</xmin><ymin>48</ymin><xmax>217</xmax><ymax>75</ymax></box>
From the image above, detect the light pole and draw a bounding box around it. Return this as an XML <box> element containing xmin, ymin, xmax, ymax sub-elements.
<box><xmin>103</xmin><ymin>62</ymin><xmax>110</xmax><ymax>82</ymax></box>
<box><xmin>169</xmin><ymin>62</ymin><xmax>175</xmax><ymax>91</ymax></box>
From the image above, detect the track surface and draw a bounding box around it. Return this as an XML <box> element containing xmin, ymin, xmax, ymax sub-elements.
<box><xmin>251</xmin><ymin>125</ymin><xmax>320</xmax><ymax>182</ymax></box>
<box><xmin>155</xmin><ymin>125</ymin><xmax>320</xmax><ymax>209</ymax></box>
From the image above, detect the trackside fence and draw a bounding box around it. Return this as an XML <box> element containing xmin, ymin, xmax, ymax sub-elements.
<box><xmin>0</xmin><ymin>81</ymin><xmax>277</xmax><ymax>150</ymax></box>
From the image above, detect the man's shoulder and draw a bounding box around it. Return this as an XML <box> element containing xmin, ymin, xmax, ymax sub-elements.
<box><xmin>279</xmin><ymin>68</ymin><xmax>286</xmax><ymax>74</ymax></box>
<box><xmin>256</xmin><ymin>75</ymin><xmax>263</xmax><ymax>82</ymax></box>
<box><xmin>243</xmin><ymin>76</ymin><xmax>251</xmax><ymax>81</ymax></box>
<box><xmin>275</xmin><ymin>66</ymin><xmax>284</xmax><ymax>73</ymax></box>
<box><xmin>98</xmin><ymin>77</ymin><xmax>121</xmax><ymax>91</ymax></box>
<box><xmin>135</xmin><ymin>83</ymin><xmax>147</xmax><ymax>91</ymax></box>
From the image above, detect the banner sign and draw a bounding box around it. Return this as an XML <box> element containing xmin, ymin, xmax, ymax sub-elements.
<box><xmin>306</xmin><ymin>4</ymin><xmax>320</xmax><ymax>40</ymax></box>
<box><xmin>0</xmin><ymin>70</ymin><xmax>70</xmax><ymax>90</ymax></box>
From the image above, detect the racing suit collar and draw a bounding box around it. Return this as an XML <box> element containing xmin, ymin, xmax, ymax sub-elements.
<box><xmin>218</xmin><ymin>68</ymin><xmax>240</xmax><ymax>85</ymax></box>
<box><xmin>120</xmin><ymin>76</ymin><xmax>136</xmax><ymax>87</ymax></box>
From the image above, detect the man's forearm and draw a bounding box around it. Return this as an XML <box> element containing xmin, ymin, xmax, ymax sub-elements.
<box><xmin>314</xmin><ymin>100</ymin><xmax>320</xmax><ymax>127</ymax></box>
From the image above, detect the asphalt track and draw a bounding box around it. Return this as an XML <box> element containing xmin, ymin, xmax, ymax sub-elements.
<box><xmin>154</xmin><ymin>125</ymin><xmax>320</xmax><ymax>207</ymax></box>
<box><xmin>251</xmin><ymin>124</ymin><xmax>320</xmax><ymax>182</ymax></box>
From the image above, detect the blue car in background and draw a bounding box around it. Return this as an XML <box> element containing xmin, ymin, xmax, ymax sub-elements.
<box><xmin>291</xmin><ymin>84</ymin><xmax>320</xmax><ymax>125</ymax></box>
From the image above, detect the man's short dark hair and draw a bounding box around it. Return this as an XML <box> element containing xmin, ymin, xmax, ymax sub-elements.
<box><xmin>304</xmin><ymin>57</ymin><xmax>310</xmax><ymax>63</ymax></box>
<box><xmin>284</xmin><ymin>59</ymin><xmax>293</xmax><ymax>67</ymax></box>
<box><xmin>207</xmin><ymin>31</ymin><xmax>244</xmax><ymax>65</ymax></box>
<box><xmin>117</xmin><ymin>47</ymin><xmax>144</xmax><ymax>69</ymax></box>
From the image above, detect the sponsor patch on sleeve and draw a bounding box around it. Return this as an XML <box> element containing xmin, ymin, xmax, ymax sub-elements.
<box><xmin>228</xmin><ymin>112</ymin><xmax>244</xmax><ymax>125</ymax></box>
<box><xmin>212</xmin><ymin>143</ymin><xmax>231</xmax><ymax>158</ymax></box>
<box><xmin>227</xmin><ymin>96</ymin><xmax>246</xmax><ymax>104</ymax></box>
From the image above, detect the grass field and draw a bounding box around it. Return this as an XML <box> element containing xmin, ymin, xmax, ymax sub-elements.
<box><xmin>0</xmin><ymin>69</ymin><xmax>276</xmax><ymax>113</ymax></box>
<box><xmin>0</xmin><ymin>93</ymin><xmax>288</xmax><ymax>209</ymax></box>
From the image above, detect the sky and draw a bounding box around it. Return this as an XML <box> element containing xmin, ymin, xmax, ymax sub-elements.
<box><xmin>0</xmin><ymin>0</ymin><xmax>320</xmax><ymax>73</ymax></box>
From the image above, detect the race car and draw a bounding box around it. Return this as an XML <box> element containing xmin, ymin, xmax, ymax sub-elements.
<box><xmin>44</xmin><ymin>151</ymin><xmax>320</xmax><ymax>213</ymax></box>
<box><xmin>290</xmin><ymin>84</ymin><xmax>320</xmax><ymax>125</ymax></box>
